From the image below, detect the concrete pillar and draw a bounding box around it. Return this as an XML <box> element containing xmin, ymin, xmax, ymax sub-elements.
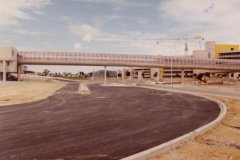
<box><xmin>104</xmin><ymin>66</ymin><xmax>107</xmax><ymax>84</ymax></box>
<box><xmin>17</xmin><ymin>65</ymin><xmax>21</xmax><ymax>81</ymax></box>
<box><xmin>159</xmin><ymin>74</ymin><xmax>163</xmax><ymax>81</ymax></box>
<box><xmin>128</xmin><ymin>68</ymin><xmax>131</xmax><ymax>80</ymax></box>
<box><xmin>226</xmin><ymin>73</ymin><xmax>230</xmax><ymax>79</ymax></box>
<box><xmin>181</xmin><ymin>69</ymin><xmax>185</xmax><ymax>84</ymax></box>
<box><xmin>91</xmin><ymin>68</ymin><xmax>94</xmax><ymax>82</ymax></box>
<box><xmin>3</xmin><ymin>60</ymin><xmax>6</xmax><ymax>81</ymax></box>
<box><xmin>129</xmin><ymin>67</ymin><xmax>133</xmax><ymax>81</ymax></box>
<box><xmin>159</xmin><ymin>72</ymin><xmax>163</xmax><ymax>81</ymax></box>
<box><xmin>122</xmin><ymin>69</ymin><xmax>125</xmax><ymax>80</ymax></box>
<box><xmin>159</xmin><ymin>67</ymin><xmax>163</xmax><ymax>80</ymax></box>
<box><xmin>138</xmin><ymin>71</ymin><xmax>142</xmax><ymax>80</ymax></box>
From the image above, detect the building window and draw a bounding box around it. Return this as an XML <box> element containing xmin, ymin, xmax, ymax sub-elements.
<box><xmin>231</xmin><ymin>48</ymin><xmax>234</xmax><ymax>51</ymax></box>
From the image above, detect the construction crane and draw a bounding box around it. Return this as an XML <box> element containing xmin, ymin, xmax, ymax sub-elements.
<box><xmin>146</xmin><ymin>35</ymin><xmax>204</xmax><ymax>56</ymax></box>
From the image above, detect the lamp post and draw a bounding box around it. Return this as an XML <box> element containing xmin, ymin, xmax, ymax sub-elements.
<box><xmin>171</xmin><ymin>55</ymin><xmax>173</xmax><ymax>87</ymax></box>
<box><xmin>104</xmin><ymin>66</ymin><xmax>107</xmax><ymax>84</ymax></box>
<box><xmin>171</xmin><ymin>43</ymin><xmax>177</xmax><ymax>87</ymax></box>
<box><xmin>91</xmin><ymin>67</ymin><xmax>94</xmax><ymax>83</ymax></box>
<box><xmin>157</xmin><ymin>42</ymin><xmax>176</xmax><ymax>86</ymax></box>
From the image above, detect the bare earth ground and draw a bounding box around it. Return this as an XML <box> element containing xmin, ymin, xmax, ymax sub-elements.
<box><xmin>153</xmin><ymin>96</ymin><xmax>240</xmax><ymax>160</ymax></box>
<box><xmin>0</xmin><ymin>81</ymin><xmax>65</xmax><ymax>106</ymax></box>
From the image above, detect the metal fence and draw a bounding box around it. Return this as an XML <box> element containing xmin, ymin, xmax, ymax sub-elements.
<box><xmin>18</xmin><ymin>51</ymin><xmax>240</xmax><ymax>71</ymax></box>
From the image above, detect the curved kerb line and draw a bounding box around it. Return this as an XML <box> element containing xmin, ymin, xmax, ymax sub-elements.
<box><xmin>121</xmin><ymin>87</ymin><xmax>227</xmax><ymax>160</ymax></box>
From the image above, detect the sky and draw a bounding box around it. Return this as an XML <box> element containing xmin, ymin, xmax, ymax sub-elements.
<box><xmin>0</xmin><ymin>0</ymin><xmax>240</xmax><ymax>73</ymax></box>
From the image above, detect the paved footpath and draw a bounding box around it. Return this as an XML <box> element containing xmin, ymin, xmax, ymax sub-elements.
<box><xmin>138</xmin><ymin>84</ymin><xmax>240</xmax><ymax>99</ymax></box>
<box><xmin>0</xmin><ymin>83</ymin><xmax>220</xmax><ymax>160</ymax></box>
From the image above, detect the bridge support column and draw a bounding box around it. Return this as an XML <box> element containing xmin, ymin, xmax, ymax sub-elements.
<box><xmin>104</xmin><ymin>66</ymin><xmax>107</xmax><ymax>84</ymax></box>
<box><xmin>159</xmin><ymin>74</ymin><xmax>163</xmax><ymax>81</ymax></box>
<box><xmin>17</xmin><ymin>65</ymin><xmax>21</xmax><ymax>81</ymax></box>
<box><xmin>159</xmin><ymin>67</ymin><xmax>163</xmax><ymax>81</ymax></box>
<box><xmin>2</xmin><ymin>60</ymin><xmax>6</xmax><ymax>81</ymax></box>
<box><xmin>91</xmin><ymin>68</ymin><xmax>94</xmax><ymax>83</ymax></box>
<box><xmin>129</xmin><ymin>67</ymin><xmax>133</xmax><ymax>81</ymax></box>
<box><xmin>181</xmin><ymin>69</ymin><xmax>184</xmax><ymax>84</ymax></box>
<box><xmin>117</xmin><ymin>72</ymin><xmax>119</xmax><ymax>79</ymax></box>
<box><xmin>122</xmin><ymin>69</ymin><xmax>125</xmax><ymax>80</ymax></box>
<box><xmin>226</xmin><ymin>73</ymin><xmax>230</xmax><ymax>79</ymax></box>
<box><xmin>138</xmin><ymin>71</ymin><xmax>142</xmax><ymax>80</ymax></box>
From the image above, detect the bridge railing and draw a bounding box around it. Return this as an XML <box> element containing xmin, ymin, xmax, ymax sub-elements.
<box><xmin>18</xmin><ymin>51</ymin><xmax>240</xmax><ymax>70</ymax></box>
<box><xmin>18</xmin><ymin>51</ymin><xmax>158</xmax><ymax>64</ymax></box>
<box><xmin>162</xmin><ymin>56</ymin><xmax>240</xmax><ymax>69</ymax></box>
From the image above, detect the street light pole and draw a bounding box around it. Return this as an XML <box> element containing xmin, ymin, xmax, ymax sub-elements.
<box><xmin>156</xmin><ymin>41</ymin><xmax>176</xmax><ymax>86</ymax></box>
<box><xmin>104</xmin><ymin>66</ymin><xmax>107</xmax><ymax>84</ymax></box>
<box><xmin>171</xmin><ymin>42</ymin><xmax>177</xmax><ymax>87</ymax></box>
<box><xmin>171</xmin><ymin>56</ymin><xmax>173</xmax><ymax>87</ymax></box>
<box><xmin>91</xmin><ymin>68</ymin><xmax>94</xmax><ymax>83</ymax></box>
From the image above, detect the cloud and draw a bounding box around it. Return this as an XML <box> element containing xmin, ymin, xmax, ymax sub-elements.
<box><xmin>67</xmin><ymin>19</ymin><xmax>171</xmax><ymax>54</ymax></box>
<box><xmin>0</xmin><ymin>0</ymin><xmax>51</xmax><ymax>28</ymax></box>
<box><xmin>65</xmin><ymin>16</ymin><xmax>182</xmax><ymax>55</ymax></box>
<box><xmin>69</xmin><ymin>22</ymin><xmax>101</xmax><ymax>42</ymax></box>
<box><xmin>136</xmin><ymin>18</ymin><xmax>148</xmax><ymax>25</ymax></box>
<box><xmin>13</xmin><ymin>29</ymin><xmax>49</xmax><ymax>35</ymax></box>
<box><xmin>93</xmin><ymin>15</ymin><xmax>122</xmax><ymax>24</ymax></box>
<box><xmin>75</xmin><ymin>0</ymin><xmax>124</xmax><ymax>4</ymax></box>
<box><xmin>74</xmin><ymin>42</ymin><xmax>82</xmax><ymax>50</ymax></box>
<box><xmin>34</xmin><ymin>10</ymin><xmax>46</xmax><ymax>15</ymax></box>
<box><xmin>72</xmin><ymin>0</ymin><xmax>150</xmax><ymax>9</ymax></box>
<box><xmin>159</xmin><ymin>0</ymin><xmax>240</xmax><ymax>43</ymax></box>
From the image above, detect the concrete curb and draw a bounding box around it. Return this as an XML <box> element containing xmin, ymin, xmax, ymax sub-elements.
<box><xmin>138</xmin><ymin>83</ymin><xmax>240</xmax><ymax>99</ymax></box>
<box><xmin>121</xmin><ymin>86</ymin><xmax>227</xmax><ymax>160</ymax></box>
<box><xmin>101</xmin><ymin>82</ymin><xmax>135</xmax><ymax>87</ymax></box>
<box><xmin>78</xmin><ymin>83</ymin><xmax>91</xmax><ymax>95</ymax></box>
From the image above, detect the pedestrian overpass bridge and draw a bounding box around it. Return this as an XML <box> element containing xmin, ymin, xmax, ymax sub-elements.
<box><xmin>18</xmin><ymin>50</ymin><xmax>240</xmax><ymax>71</ymax></box>
<box><xmin>1</xmin><ymin>47</ymin><xmax>240</xmax><ymax>81</ymax></box>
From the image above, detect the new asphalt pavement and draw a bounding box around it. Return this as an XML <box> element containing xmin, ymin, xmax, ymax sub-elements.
<box><xmin>0</xmin><ymin>83</ymin><xmax>220</xmax><ymax>160</ymax></box>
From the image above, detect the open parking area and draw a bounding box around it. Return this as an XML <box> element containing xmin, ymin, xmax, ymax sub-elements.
<box><xmin>0</xmin><ymin>83</ymin><xmax>220</xmax><ymax>160</ymax></box>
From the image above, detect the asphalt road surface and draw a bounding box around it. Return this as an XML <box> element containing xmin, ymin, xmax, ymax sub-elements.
<box><xmin>0</xmin><ymin>83</ymin><xmax>220</xmax><ymax>160</ymax></box>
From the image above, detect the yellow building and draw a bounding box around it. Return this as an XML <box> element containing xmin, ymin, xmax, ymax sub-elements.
<box><xmin>193</xmin><ymin>42</ymin><xmax>240</xmax><ymax>79</ymax></box>
<box><xmin>215</xmin><ymin>44</ymin><xmax>240</xmax><ymax>58</ymax></box>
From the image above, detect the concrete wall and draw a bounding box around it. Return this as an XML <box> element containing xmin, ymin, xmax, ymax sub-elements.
<box><xmin>193</xmin><ymin>41</ymin><xmax>216</xmax><ymax>59</ymax></box>
<box><xmin>150</xmin><ymin>68</ymin><xmax>160</xmax><ymax>81</ymax></box>
<box><xmin>201</xmin><ymin>42</ymin><xmax>240</xmax><ymax>59</ymax></box>
<box><xmin>205</xmin><ymin>41</ymin><xmax>216</xmax><ymax>59</ymax></box>
<box><xmin>193</xmin><ymin>50</ymin><xmax>208</xmax><ymax>58</ymax></box>
<box><xmin>132</xmin><ymin>67</ymin><xmax>150</xmax><ymax>79</ymax></box>
<box><xmin>163</xmin><ymin>68</ymin><xmax>193</xmax><ymax>78</ymax></box>
<box><xmin>136</xmin><ymin>67</ymin><xmax>194</xmax><ymax>80</ymax></box>
<box><xmin>232</xmin><ymin>72</ymin><xmax>240</xmax><ymax>79</ymax></box>
<box><xmin>192</xmin><ymin>42</ymin><xmax>240</xmax><ymax>79</ymax></box>
<box><xmin>0</xmin><ymin>47</ymin><xmax>18</xmax><ymax>73</ymax></box>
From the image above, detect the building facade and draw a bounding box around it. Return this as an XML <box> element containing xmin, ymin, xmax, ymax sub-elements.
<box><xmin>193</xmin><ymin>41</ymin><xmax>240</xmax><ymax>78</ymax></box>
<box><xmin>0</xmin><ymin>47</ymin><xmax>18</xmax><ymax>81</ymax></box>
